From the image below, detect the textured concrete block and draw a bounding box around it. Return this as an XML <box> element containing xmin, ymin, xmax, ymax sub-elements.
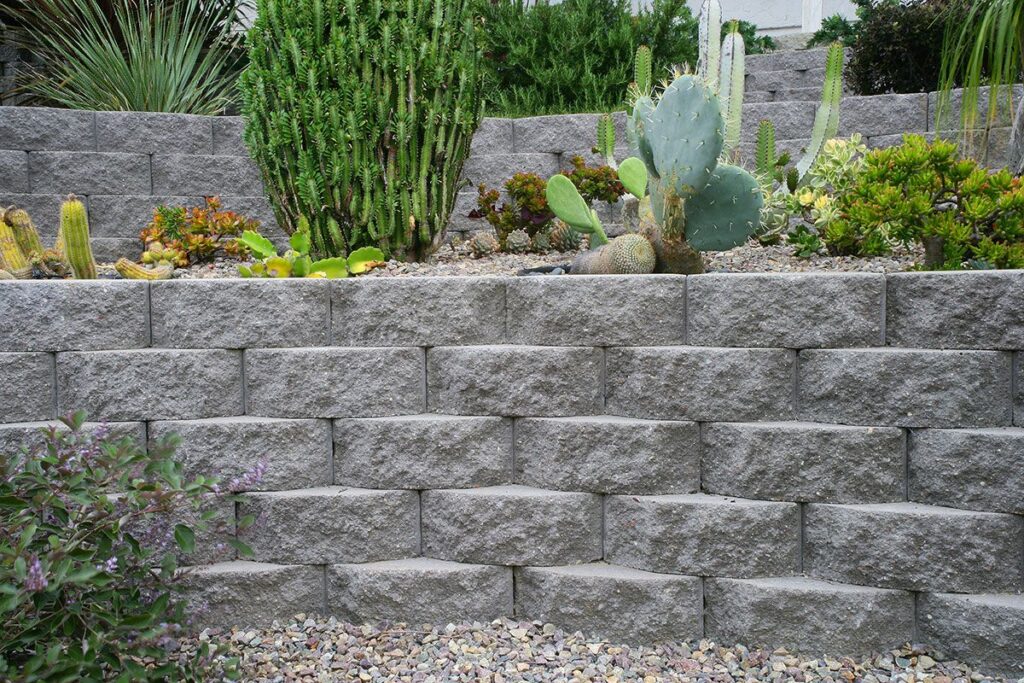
<box><xmin>705</xmin><ymin>577</ymin><xmax>915</xmax><ymax>656</ymax></box>
<box><xmin>180</xmin><ymin>561</ymin><xmax>324</xmax><ymax>628</ymax></box>
<box><xmin>89</xmin><ymin>237</ymin><xmax>140</xmax><ymax>263</ymax></box>
<box><xmin>910</xmin><ymin>428</ymin><xmax>1024</xmax><ymax>514</ymax></box>
<box><xmin>448</xmin><ymin>190</ymin><xmax>489</xmax><ymax>233</ymax></box>
<box><xmin>605</xmin><ymin>494</ymin><xmax>800</xmax><ymax>578</ymax></box>
<box><xmin>799</xmin><ymin>349</ymin><xmax>1012</xmax><ymax>428</ymax></box>
<box><xmin>216</xmin><ymin>195</ymin><xmax>286</xmax><ymax>242</ymax></box>
<box><xmin>746</xmin><ymin>47</ymin><xmax>841</xmax><ymax>73</ymax></box>
<box><xmin>150</xmin><ymin>417</ymin><xmax>331</xmax><ymax>492</ymax></box>
<box><xmin>0</xmin><ymin>149</ymin><xmax>27</xmax><ymax>192</ymax></box>
<box><xmin>329</xmin><ymin>559</ymin><xmax>512</xmax><ymax>625</ymax></box>
<box><xmin>746</xmin><ymin>68</ymin><xmax>827</xmax><ymax>93</ymax></box>
<box><xmin>513</xmin><ymin>114</ymin><xmax>610</xmax><ymax>153</ymax></box>
<box><xmin>246</xmin><ymin>348</ymin><xmax>424</xmax><ymax>418</ymax></box>
<box><xmin>29</xmin><ymin>151</ymin><xmax>151</xmax><ymax>195</ymax></box>
<box><xmin>740</xmin><ymin>101</ymin><xmax>817</xmax><ymax>142</ymax></box>
<box><xmin>687</xmin><ymin>273</ymin><xmax>884</xmax><ymax>348</ymax></box>
<box><xmin>1018</xmin><ymin>354</ymin><xmax>1023</xmax><ymax>427</ymax></box>
<box><xmin>515</xmin><ymin>416</ymin><xmax>699</xmax><ymax>495</ymax></box>
<box><xmin>151</xmin><ymin>154</ymin><xmax>263</xmax><ymax>196</ymax></box>
<box><xmin>516</xmin><ymin>563</ymin><xmax>702</xmax><ymax>643</ymax></box>
<box><xmin>929</xmin><ymin>85</ymin><xmax>1024</xmax><ymax>131</ymax></box>
<box><xmin>87</xmin><ymin>194</ymin><xmax>201</xmax><ymax>238</ymax></box>
<box><xmin>212</xmin><ymin>116</ymin><xmax>248</xmax><ymax>156</ymax></box>
<box><xmin>96</xmin><ymin>112</ymin><xmax>213</xmax><ymax>154</ymax></box>
<box><xmin>0</xmin><ymin>194</ymin><xmax>65</xmax><ymax>238</ymax></box>
<box><xmin>0</xmin><ymin>352</ymin><xmax>53</xmax><ymax>423</ymax></box>
<box><xmin>918</xmin><ymin>593</ymin><xmax>1024</xmax><ymax>678</ymax></box>
<box><xmin>151</xmin><ymin>280</ymin><xmax>329</xmax><ymax>348</ymax></box>
<box><xmin>421</xmin><ymin>485</ymin><xmax>602</xmax><ymax>566</ymax></box>
<box><xmin>839</xmin><ymin>93</ymin><xmax>929</xmax><ymax>137</ymax></box>
<box><xmin>605</xmin><ymin>347</ymin><xmax>795</xmax><ymax>421</ymax></box>
<box><xmin>460</xmin><ymin>153</ymin><xmax>559</xmax><ymax>190</ymax></box>
<box><xmin>506</xmin><ymin>276</ymin><xmax>686</xmax><ymax>346</ymax></box>
<box><xmin>331</xmin><ymin>278</ymin><xmax>505</xmax><ymax>346</ymax></box>
<box><xmin>0</xmin><ymin>107</ymin><xmax>95</xmax><ymax>151</ymax></box>
<box><xmin>0</xmin><ymin>281</ymin><xmax>148</xmax><ymax>352</ymax></box>
<box><xmin>428</xmin><ymin>346</ymin><xmax>601</xmax><ymax>417</ymax></box>
<box><xmin>702</xmin><ymin>421</ymin><xmax>905</xmax><ymax>503</ymax></box>
<box><xmin>0</xmin><ymin>420</ymin><xmax>144</xmax><ymax>454</ymax></box>
<box><xmin>243</xmin><ymin>487</ymin><xmax>419</xmax><ymax>564</ymax></box>
<box><xmin>887</xmin><ymin>271</ymin><xmax>1024</xmax><ymax>350</ymax></box>
<box><xmin>334</xmin><ymin>415</ymin><xmax>511</xmax><ymax>489</ymax></box>
<box><xmin>471</xmin><ymin>118</ymin><xmax>514</xmax><ymax>154</ymax></box>
<box><xmin>57</xmin><ymin>349</ymin><xmax>242</xmax><ymax>421</ymax></box>
<box><xmin>805</xmin><ymin>502</ymin><xmax>1024</xmax><ymax>593</ymax></box>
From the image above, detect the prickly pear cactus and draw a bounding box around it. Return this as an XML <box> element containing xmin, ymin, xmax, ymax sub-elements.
<box><xmin>504</xmin><ymin>228</ymin><xmax>530</xmax><ymax>254</ymax></box>
<box><xmin>549</xmin><ymin>221</ymin><xmax>582</xmax><ymax>252</ymax></box>
<box><xmin>468</xmin><ymin>232</ymin><xmax>499</xmax><ymax>258</ymax></box>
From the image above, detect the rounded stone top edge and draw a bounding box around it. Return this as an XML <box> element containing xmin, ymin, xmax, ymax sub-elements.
<box><xmin>709</xmin><ymin>575</ymin><xmax>912</xmax><ymax>595</ymax></box>
<box><xmin>808</xmin><ymin>501</ymin><xmax>1019</xmax><ymax>518</ymax></box>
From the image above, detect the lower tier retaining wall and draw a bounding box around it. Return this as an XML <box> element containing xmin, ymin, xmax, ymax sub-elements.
<box><xmin>0</xmin><ymin>271</ymin><xmax>1022</xmax><ymax>676</ymax></box>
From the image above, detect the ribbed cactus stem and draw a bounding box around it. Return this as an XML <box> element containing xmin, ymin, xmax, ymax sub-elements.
<box><xmin>719</xmin><ymin>22</ymin><xmax>746</xmax><ymax>155</ymax></box>
<box><xmin>59</xmin><ymin>196</ymin><xmax>97</xmax><ymax>280</ymax></box>
<box><xmin>4</xmin><ymin>207</ymin><xmax>44</xmax><ymax>257</ymax></box>
<box><xmin>698</xmin><ymin>0</ymin><xmax>723</xmax><ymax>91</ymax></box>
<box><xmin>115</xmin><ymin>258</ymin><xmax>173</xmax><ymax>280</ymax></box>
<box><xmin>596</xmin><ymin>114</ymin><xmax>617</xmax><ymax>168</ymax></box>
<box><xmin>796</xmin><ymin>43</ymin><xmax>845</xmax><ymax>182</ymax></box>
<box><xmin>634</xmin><ymin>45</ymin><xmax>653</xmax><ymax>97</ymax></box>
<box><xmin>755</xmin><ymin>120</ymin><xmax>777</xmax><ymax>178</ymax></box>
<box><xmin>0</xmin><ymin>220</ymin><xmax>31</xmax><ymax>279</ymax></box>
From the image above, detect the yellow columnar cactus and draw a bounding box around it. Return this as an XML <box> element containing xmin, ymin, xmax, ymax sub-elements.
<box><xmin>3</xmin><ymin>207</ymin><xmax>44</xmax><ymax>257</ymax></box>
<box><xmin>0</xmin><ymin>221</ymin><xmax>31</xmax><ymax>279</ymax></box>
<box><xmin>114</xmin><ymin>258</ymin><xmax>173</xmax><ymax>280</ymax></box>
<box><xmin>59</xmin><ymin>196</ymin><xmax>97</xmax><ymax>280</ymax></box>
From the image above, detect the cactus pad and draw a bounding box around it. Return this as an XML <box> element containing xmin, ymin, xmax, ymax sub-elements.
<box><xmin>647</xmin><ymin>76</ymin><xmax>723</xmax><ymax>199</ymax></box>
<box><xmin>684</xmin><ymin>163</ymin><xmax>764</xmax><ymax>251</ymax></box>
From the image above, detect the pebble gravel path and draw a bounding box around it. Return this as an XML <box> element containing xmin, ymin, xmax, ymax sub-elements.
<box><xmin>178</xmin><ymin>617</ymin><xmax>1015</xmax><ymax>683</ymax></box>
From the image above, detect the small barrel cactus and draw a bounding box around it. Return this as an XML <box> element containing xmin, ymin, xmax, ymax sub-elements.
<box><xmin>530</xmin><ymin>231</ymin><xmax>551</xmax><ymax>253</ymax></box>
<box><xmin>468</xmin><ymin>231</ymin><xmax>499</xmax><ymax>258</ymax></box>
<box><xmin>504</xmin><ymin>228</ymin><xmax>530</xmax><ymax>254</ymax></box>
<box><xmin>571</xmin><ymin>233</ymin><xmax>656</xmax><ymax>275</ymax></box>
<box><xmin>550</xmin><ymin>220</ymin><xmax>582</xmax><ymax>252</ymax></box>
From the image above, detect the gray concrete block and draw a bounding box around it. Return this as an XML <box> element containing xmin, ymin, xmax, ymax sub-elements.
<box><xmin>917</xmin><ymin>592</ymin><xmax>1024</xmax><ymax>679</ymax></box>
<box><xmin>242</xmin><ymin>486</ymin><xmax>419</xmax><ymax>564</ymax></box>
<box><xmin>798</xmin><ymin>349</ymin><xmax>1013</xmax><ymax>428</ymax></box>
<box><xmin>471</xmin><ymin>118</ymin><xmax>514</xmax><ymax>155</ymax></box>
<box><xmin>460</xmin><ymin>153</ymin><xmax>560</xmax><ymax>190</ymax></box>
<box><xmin>764</xmin><ymin>87</ymin><xmax>829</xmax><ymax>102</ymax></box>
<box><xmin>740</xmin><ymin>101</ymin><xmax>817</xmax><ymax>142</ymax></box>
<box><xmin>513</xmin><ymin>113</ymin><xmax>610</xmax><ymax>154</ymax></box>
<box><xmin>331</xmin><ymin>278</ymin><xmax>505</xmax><ymax>346</ymax></box>
<box><xmin>216</xmin><ymin>195</ymin><xmax>285</xmax><ymax>242</ymax></box>
<box><xmin>95</xmin><ymin>112</ymin><xmax>213</xmax><ymax>155</ymax></box>
<box><xmin>151</xmin><ymin>154</ymin><xmax>263</xmax><ymax>196</ymax></box>
<box><xmin>0</xmin><ymin>420</ymin><xmax>144</xmax><ymax>454</ymax></box>
<box><xmin>56</xmin><ymin>349</ymin><xmax>242</xmax><ymax>421</ymax></box>
<box><xmin>0</xmin><ymin>281</ymin><xmax>148</xmax><ymax>352</ymax></box>
<box><xmin>928</xmin><ymin>85</ymin><xmax>1024</xmax><ymax>131</ymax></box>
<box><xmin>87</xmin><ymin>194</ymin><xmax>202</xmax><ymax>239</ymax></box>
<box><xmin>29</xmin><ymin>151</ymin><xmax>151</xmax><ymax>195</ymax></box>
<box><xmin>515</xmin><ymin>563</ymin><xmax>703</xmax><ymax>643</ymax></box>
<box><xmin>559</xmin><ymin>146</ymin><xmax>631</xmax><ymax>170</ymax></box>
<box><xmin>746</xmin><ymin>48</ymin><xmax>834</xmax><ymax>73</ymax></box>
<box><xmin>334</xmin><ymin>415</ymin><xmax>511</xmax><ymax>489</ymax></box>
<box><xmin>421</xmin><ymin>485</ymin><xmax>602</xmax><ymax>566</ymax></box>
<box><xmin>0</xmin><ymin>352</ymin><xmax>53</xmax><ymax>423</ymax></box>
<box><xmin>705</xmin><ymin>576</ymin><xmax>915</xmax><ymax>656</ymax></box>
<box><xmin>329</xmin><ymin>558</ymin><xmax>513</xmax><ymax>625</ymax></box>
<box><xmin>506</xmin><ymin>275</ymin><xmax>686</xmax><ymax>346</ymax></box>
<box><xmin>1018</xmin><ymin>354</ymin><xmax>1023</xmax><ymax>427</ymax></box>
<box><xmin>605</xmin><ymin>347</ymin><xmax>795</xmax><ymax>422</ymax></box>
<box><xmin>0</xmin><ymin>107</ymin><xmax>95</xmax><ymax>151</ymax></box>
<box><xmin>745</xmin><ymin>67</ymin><xmax>827</xmax><ymax>93</ymax></box>
<box><xmin>839</xmin><ymin>93</ymin><xmax>929</xmax><ymax>138</ymax></box>
<box><xmin>515</xmin><ymin>416</ymin><xmax>699</xmax><ymax>495</ymax></box>
<box><xmin>89</xmin><ymin>237</ymin><xmax>140</xmax><ymax>263</ymax></box>
<box><xmin>246</xmin><ymin>348</ymin><xmax>424</xmax><ymax>418</ymax></box>
<box><xmin>180</xmin><ymin>561</ymin><xmax>325</xmax><ymax>628</ymax></box>
<box><xmin>887</xmin><ymin>271</ymin><xmax>1024</xmax><ymax>350</ymax></box>
<box><xmin>605</xmin><ymin>493</ymin><xmax>800</xmax><ymax>578</ymax></box>
<box><xmin>702</xmin><ymin>421</ymin><xmax>905</xmax><ymax>504</ymax></box>
<box><xmin>150</xmin><ymin>417</ymin><xmax>331</xmax><ymax>492</ymax></box>
<box><xmin>0</xmin><ymin>149</ymin><xmax>27</xmax><ymax>192</ymax></box>
<box><xmin>212</xmin><ymin>116</ymin><xmax>248</xmax><ymax>156</ymax></box>
<box><xmin>687</xmin><ymin>273</ymin><xmax>884</xmax><ymax>348</ymax></box>
<box><xmin>0</xmin><ymin>194</ymin><xmax>65</xmax><ymax>238</ymax></box>
<box><xmin>805</xmin><ymin>502</ymin><xmax>1024</xmax><ymax>593</ymax></box>
<box><xmin>910</xmin><ymin>427</ymin><xmax>1024</xmax><ymax>514</ymax></box>
<box><xmin>447</xmin><ymin>190</ymin><xmax>489</xmax><ymax>233</ymax></box>
<box><xmin>151</xmin><ymin>280</ymin><xmax>329</xmax><ymax>349</ymax></box>
<box><xmin>427</xmin><ymin>346</ymin><xmax>602</xmax><ymax>417</ymax></box>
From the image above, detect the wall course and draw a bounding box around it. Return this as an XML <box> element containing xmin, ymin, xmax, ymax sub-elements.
<box><xmin>29</xmin><ymin>151</ymin><xmax>151</xmax><ymax>195</ymax></box>
<box><xmin>212</xmin><ymin>116</ymin><xmax>248</xmax><ymax>156</ymax></box>
<box><xmin>917</xmin><ymin>593</ymin><xmax>1024</xmax><ymax>678</ymax></box>
<box><xmin>0</xmin><ymin>149</ymin><xmax>28</xmax><ymax>193</ymax></box>
<box><xmin>151</xmin><ymin>154</ymin><xmax>263</xmax><ymax>197</ymax></box>
<box><xmin>95</xmin><ymin>112</ymin><xmax>213</xmax><ymax>155</ymax></box>
<box><xmin>0</xmin><ymin>420</ymin><xmax>145</xmax><ymax>453</ymax></box>
<box><xmin>0</xmin><ymin>107</ymin><xmax>95</xmax><ymax>151</ymax></box>
<box><xmin>0</xmin><ymin>352</ymin><xmax>54</xmax><ymax>423</ymax></box>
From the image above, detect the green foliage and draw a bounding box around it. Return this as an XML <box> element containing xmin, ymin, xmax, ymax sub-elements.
<box><xmin>140</xmin><ymin>197</ymin><xmax>258</xmax><ymax>267</ymax></box>
<box><xmin>0</xmin><ymin>412</ymin><xmax>257</xmax><ymax>682</ymax></box>
<box><xmin>807</xmin><ymin>13</ymin><xmax>859</xmax><ymax>48</ymax></box>
<box><xmin>238</xmin><ymin>219</ymin><xmax>386</xmax><ymax>278</ymax></box>
<box><xmin>788</xmin><ymin>224</ymin><xmax>825</xmax><ymax>257</ymax></box>
<box><xmin>796</xmin><ymin>43</ymin><xmax>845</xmax><ymax>182</ymax></box>
<box><xmin>241</xmin><ymin>0</ymin><xmax>484</xmax><ymax>262</ymax></box>
<box><xmin>730</xmin><ymin>19</ymin><xmax>775</xmax><ymax>55</ymax></box>
<box><xmin>504</xmin><ymin>228</ymin><xmax>531</xmax><ymax>254</ymax></box>
<box><xmin>596</xmin><ymin>114</ymin><xmax>617</xmax><ymax>167</ymax></box>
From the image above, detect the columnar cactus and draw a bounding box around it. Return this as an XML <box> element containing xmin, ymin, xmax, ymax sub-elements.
<box><xmin>3</xmin><ymin>207</ymin><xmax>44</xmax><ymax>258</ymax></box>
<box><xmin>0</xmin><ymin>220</ymin><xmax>31</xmax><ymax>279</ymax></box>
<box><xmin>114</xmin><ymin>258</ymin><xmax>173</xmax><ymax>280</ymax></box>
<box><xmin>58</xmin><ymin>196</ymin><xmax>98</xmax><ymax>280</ymax></box>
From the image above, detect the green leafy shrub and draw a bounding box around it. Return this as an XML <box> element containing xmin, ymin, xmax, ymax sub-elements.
<box><xmin>807</xmin><ymin>13</ymin><xmax>858</xmax><ymax>48</ymax></box>
<box><xmin>0</xmin><ymin>412</ymin><xmax>260</xmax><ymax>682</ymax></box>
<box><xmin>241</xmin><ymin>0</ymin><xmax>484</xmax><ymax>261</ymax></box>
<box><xmin>236</xmin><ymin>218</ymin><xmax>385</xmax><ymax>278</ymax></box>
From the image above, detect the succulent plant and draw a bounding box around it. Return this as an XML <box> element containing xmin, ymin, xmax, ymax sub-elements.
<box><xmin>236</xmin><ymin>218</ymin><xmax>384</xmax><ymax>278</ymax></box>
<box><xmin>0</xmin><ymin>220</ymin><xmax>31</xmax><ymax>279</ymax></box>
<box><xmin>58</xmin><ymin>196</ymin><xmax>98</xmax><ymax>280</ymax></box>
<box><xmin>115</xmin><ymin>258</ymin><xmax>174</xmax><ymax>280</ymax></box>
<box><xmin>3</xmin><ymin>207</ymin><xmax>44</xmax><ymax>258</ymax></box>
<box><xmin>530</xmin><ymin>230</ymin><xmax>551</xmax><ymax>253</ymax></box>
<box><xmin>571</xmin><ymin>233</ymin><xmax>656</xmax><ymax>275</ymax></box>
<box><xmin>504</xmin><ymin>228</ymin><xmax>531</xmax><ymax>254</ymax></box>
<box><xmin>549</xmin><ymin>220</ymin><xmax>582</xmax><ymax>252</ymax></box>
<box><xmin>468</xmin><ymin>232</ymin><xmax>499</xmax><ymax>258</ymax></box>
<box><xmin>31</xmin><ymin>249</ymin><xmax>73</xmax><ymax>279</ymax></box>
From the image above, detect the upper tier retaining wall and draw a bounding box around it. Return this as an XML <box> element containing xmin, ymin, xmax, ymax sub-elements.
<box><xmin>0</xmin><ymin>271</ymin><xmax>1022</xmax><ymax>676</ymax></box>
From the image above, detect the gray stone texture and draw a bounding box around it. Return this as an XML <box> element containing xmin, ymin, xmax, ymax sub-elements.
<box><xmin>917</xmin><ymin>592</ymin><xmax>1024</xmax><ymax>678</ymax></box>
<box><xmin>334</xmin><ymin>415</ymin><xmax>512</xmax><ymax>489</ymax></box>
<box><xmin>605</xmin><ymin>494</ymin><xmax>801</xmax><ymax>578</ymax></box>
<box><xmin>246</xmin><ymin>347</ymin><xmax>424</xmax><ymax>418</ymax></box>
<box><xmin>0</xmin><ymin>281</ymin><xmax>148</xmax><ymax>352</ymax></box>
<box><xmin>0</xmin><ymin>149</ymin><xmax>27</xmax><ymax>192</ymax></box>
<box><xmin>95</xmin><ymin>112</ymin><xmax>213</xmax><ymax>155</ymax></box>
<box><xmin>213</xmin><ymin>117</ymin><xmax>248</xmax><ymax>156</ymax></box>
<box><xmin>0</xmin><ymin>194</ymin><xmax>65</xmax><ymax>238</ymax></box>
<box><xmin>0</xmin><ymin>107</ymin><xmax>95</xmax><ymax>151</ymax></box>
<box><xmin>470</xmin><ymin>118</ymin><xmax>514</xmax><ymax>154</ymax></box>
<box><xmin>1018</xmin><ymin>354</ymin><xmax>1023</xmax><ymax>427</ymax></box>
<box><xmin>739</xmin><ymin>101</ymin><xmax>817</xmax><ymax>142</ymax></box>
<box><xmin>910</xmin><ymin>428</ymin><xmax>1024</xmax><ymax>514</ymax></box>
<box><xmin>151</xmin><ymin>280</ymin><xmax>329</xmax><ymax>349</ymax></box>
<box><xmin>702</xmin><ymin>421</ymin><xmax>905</xmax><ymax>503</ymax></box>
<box><xmin>687</xmin><ymin>273</ymin><xmax>884</xmax><ymax>348</ymax></box>
<box><xmin>839</xmin><ymin>93</ymin><xmax>929</xmax><ymax>137</ymax></box>
<box><xmin>705</xmin><ymin>577</ymin><xmax>915</xmax><ymax>656</ymax></box>
<box><xmin>746</xmin><ymin>47</ymin><xmax>835</xmax><ymax>73</ymax></box>
<box><xmin>421</xmin><ymin>485</ymin><xmax>602</xmax><ymax>566</ymax></box>
<box><xmin>928</xmin><ymin>85</ymin><xmax>1024</xmax><ymax>131</ymax></box>
<box><xmin>460</xmin><ymin>153</ymin><xmax>559</xmax><ymax>190</ymax></box>
<box><xmin>605</xmin><ymin>347</ymin><xmax>795</xmax><ymax>421</ymax></box>
<box><xmin>0</xmin><ymin>420</ymin><xmax>144</xmax><ymax>454</ymax></box>
<box><xmin>745</xmin><ymin>68</ymin><xmax>826</xmax><ymax>93</ymax></box>
<box><xmin>329</xmin><ymin>559</ymin><xmax>513</xmax><ymax>625</ymax></box>
<box><xmin>513</xmin><ymin>113</ymin><xmax>625</xmax><ymax>154</ymax></box>
<box><xmin>805</xmin><ymin>502</ymin><xmax>1024</xmax><ymax>593</ymax></box>
<box><xmin>242</xmin><ymin>486</ymin><xmax>419</xmax><ymax>564</ymax></box>
<box><xmin>86</xmin><ymin>194</ymin><xmax>200</xmax><ymax>238</ymax></box>
<box><xmin>515</xmin><ymin>416</ymin><xmax>699</xmax><ymax>495</ymax></box>
<box><xmin>89</xmin><ymin>237</ymin><xmax>140</xmax><ymax>263</ymax></box>
<box><xmin>56</xmin><ymin>349</ymin><xmax>242</xmax><ymax>421</ymax></box>
<box><xmin>180</xmin><ymin>561</ymin><xmax>324</xmax><ymax>629</ymax></box>
<box><xmin>427</xmin><ymin>346</ymin><xmax>602</xmax><ymax>417</ymax></box>
<box><xmin>331</xmin><ymin>278</ymin><xmax>505</xmax><ymax>346</ymax></box>
<box><xmin>29</xmin><ymin>151</ymin><xmax>151</xmax><ymax>195</ymax></box>
<box><xmin>151</xmin><ymin>154</ymin><xmax>263</xmax><ymax>196</ymax></box>
<box><xmin>150</xmin><ymin>417</ymin><xmax>331</xmax><ymax>492</ymax></box>
<box><xmin>506</xmin><ymin>276</ymin><xmax>686</xmax><ymax>346</ymax></box>
<box><xmin>515</xmin><ymin>563</ymin><xmax>703</xmax><ymax>643</ymax></box>
<box><xmin>886</xmin><ymin>271</ymin><xmax>1024</xmax><ymax>350</ymax></box>
<box><xmin>0</xmin><ymin>352</ymin><xmax>53</xmax><ymax>423</ymax></box>
<box><xmin>449</xmin><ymin>191</ymin><xmax>487</xmax><ymax>233</ymax></box>
<box><xmin>798</xmin><ymin>349</ymin><xmax>1012</xmax><ymax>428</ymax></box>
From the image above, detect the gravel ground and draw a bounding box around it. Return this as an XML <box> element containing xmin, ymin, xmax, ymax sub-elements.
<box><xmin>178</xmin><ymin>617</ymin><xmax>1013</xmax><ymax>683</ymax></box>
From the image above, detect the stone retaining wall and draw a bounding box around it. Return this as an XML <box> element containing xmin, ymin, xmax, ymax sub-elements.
<box><xmin>0</xmin><ymin>272</ymin><xmax>1022</xmax><ymax>676</ymax></box>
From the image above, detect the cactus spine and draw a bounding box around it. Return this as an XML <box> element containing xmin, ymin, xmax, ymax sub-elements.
<box><xmin>3</xmin><ymin>207</ymin><xmax>44</xmax><ymax>257</ymax></box>
<box><xmin>796</xmin><ymin>43</ymin><xmax>845</xmax><ymax>182</ymax></box>
<box><xmin>115</xmin><ymin>258</ymin><xmax>173</xmax><ymax>280</ymax></box>
<box><xmin>718</xmin><ymin>21</ymin><xmax>746</xmax><ymax>156</ymax></box>
<box><xmin>59</xmin><ymin>196</ymin><xmax>97</xmax><ymax>280</ymax></box>
<box><xmin>0</xmin><ymin>220</ymin><xmax>31</xmax><ymax>278</ymax></box>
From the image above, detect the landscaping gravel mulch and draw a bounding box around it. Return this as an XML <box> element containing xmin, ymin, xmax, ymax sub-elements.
<box><xmin>179</xmin><ymin>617</ymin><xmax>1012</xmax><ymax>683</ymax></box>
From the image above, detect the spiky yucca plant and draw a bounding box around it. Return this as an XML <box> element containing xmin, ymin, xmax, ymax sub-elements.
<box><xmin>240</xmin><ymin>0</ymin><xmax>485</xmax><ymax>261</ymax></box>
